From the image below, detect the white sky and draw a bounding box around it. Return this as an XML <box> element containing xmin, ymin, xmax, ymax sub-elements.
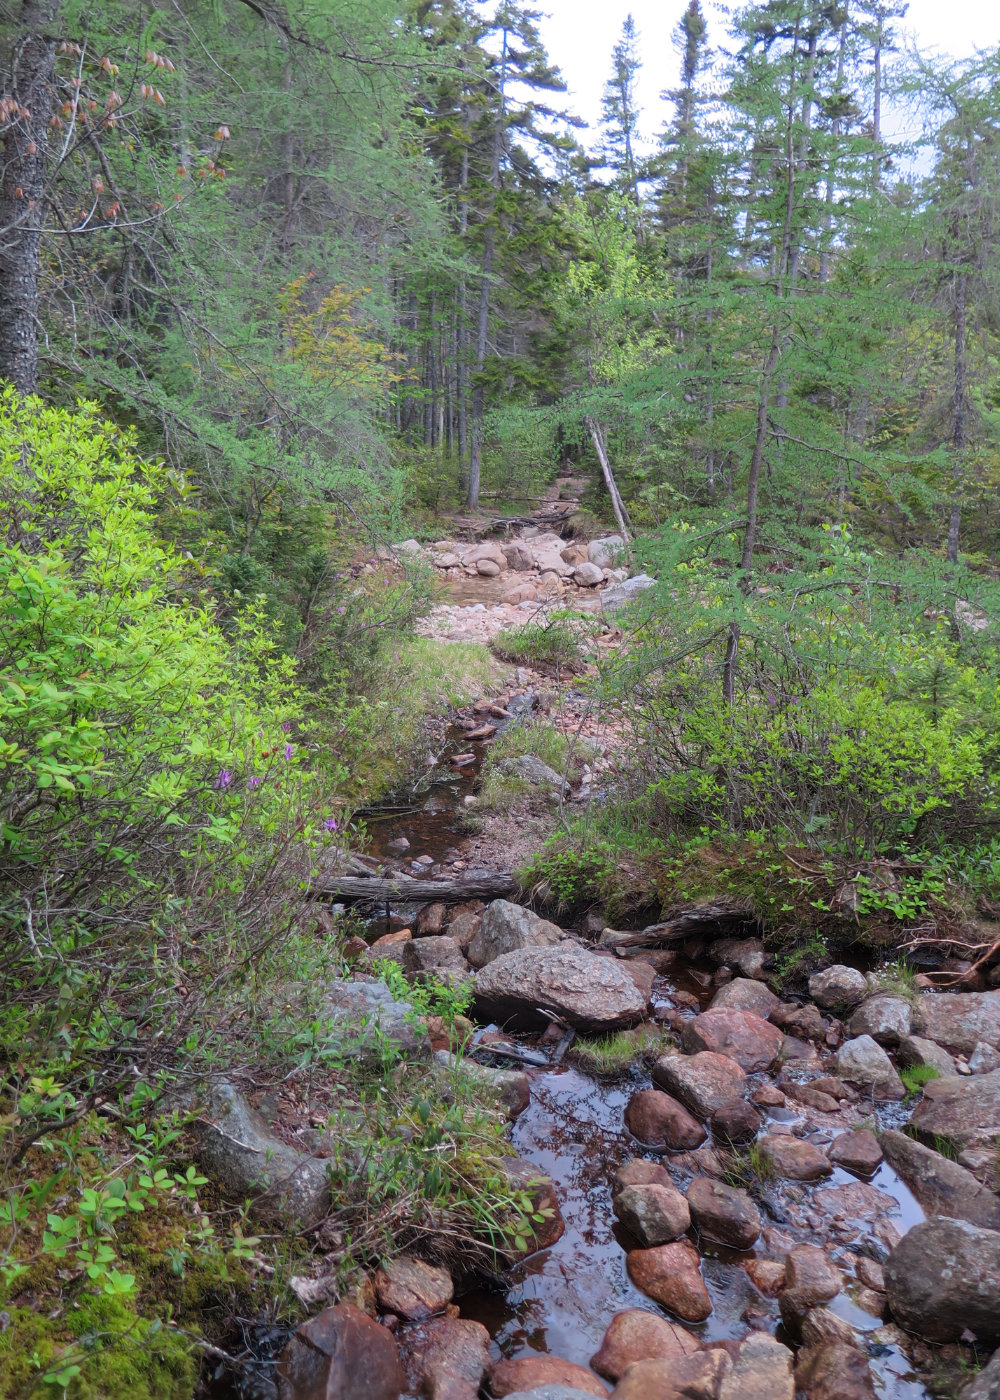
<box><xmin>536</xmin><ymin>0</ymin><xmax>1000</xmax><ymax>151</ymax></box>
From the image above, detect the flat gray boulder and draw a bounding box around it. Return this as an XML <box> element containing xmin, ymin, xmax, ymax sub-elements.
<box><xmin>474</xmin><ymin>944</ymin><xmax>649</xmax><ymax>1031</ymax></box>
<box><xmin>468</xmin><ymin>898</ymin><xmax>566</xmax><ymax>970</ymax></box>
<box><xmin>835</xmin><ymin>1034</ymin><xmax>905</xmax><ymax>1099</ymax></box>
<box><xmin>808</xmin><ymin>965</ymin><xmax>868</xmax><ymax>1009</ymax></box>
<box><xmin>499</xmin><ymin>753</ymin><xmax>568</xmax><ymax>790</ymax></box>
<box><xmin>601</xmin><ymin>573</ymin><xmax>656</xmax><ymax>617</ymax></box>
<box><xmin>911</xmin><ymin>1067</ymin><xmax>1000</xmax><ymax>1151</ymax></box>
<box><xmin>879</xmin><ymin>1128</ymin><xmax>1000</xmax><ymax>1228</ymax></box>
<box><xmin>321</xmin><ymin>977</ymin><xmax>429</xmax><ymax>1064</ymax></box>
<box><xmin>914</xmin><ymin>990</ymin><xmax>1000</xmax><ymax>1054</ymax></box>
<box><xmin>588</xmin><ymin>535</ymin><xmax>625</xmax><ymax>568</ymax></box>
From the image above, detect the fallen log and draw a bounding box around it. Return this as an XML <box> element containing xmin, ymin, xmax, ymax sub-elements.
<box><xmin>313</xmin><ymin>869</ymin><xmax>518</xmax><ymax>903</ymax></box>
<box><xmin>599</xmin><ymin>903</ymin><xmax>755</xmax><ymax>952</ymax></box>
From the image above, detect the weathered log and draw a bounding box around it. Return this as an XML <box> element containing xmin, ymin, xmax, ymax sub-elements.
<box><xmin>314</xmin><ymin>870</ymin><xmax>518</xmax><ymax>902</ymax></box>
<box><xmin>599</xmin><ymin>903</ymin><xmax>754</xmax><ymax>952</ymax></box>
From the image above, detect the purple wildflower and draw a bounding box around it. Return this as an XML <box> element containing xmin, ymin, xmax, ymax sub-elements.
<box><xmin>337</xmin><ymin>606</ymin><xmax>345</xmax><ymax>614</ymax></box>
<box><xmin>248</xmin><ymin>775</ymin><xmax>262</xmax><ymax>789</ymax></box>
<box><xmin>284</xmin><ymin>744</ymin><xmax>293</xmax><ymax>760</ymax></box>
<box><xmin>323</xmin><ymin>817</ymin><xmax>339</xmax><ymax>832</ymax></box>
<box><xmin>281</xmin><ymin>721</ymin><xmax>292</xmax><ymax>733</ymax></box>
<box><xmin>214</xmin><ymin>769</ymin><xmax>232</xmax><ymax>789</ymax></box>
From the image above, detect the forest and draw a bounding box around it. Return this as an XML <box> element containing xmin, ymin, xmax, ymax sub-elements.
<box><xmin>3</xmin><ymin>1</ymin><xmax>1000</xmax><ymax>1398</ymax></box>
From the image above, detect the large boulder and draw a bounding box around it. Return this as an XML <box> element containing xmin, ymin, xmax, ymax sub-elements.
<box><xmin>468</xmin><ymin>900</ymin><xmax>566</xmax><ymax>970</ymax></box>
<box><xmin>624</xmin><ymin>1089</ymin><xmax>706</xmax><ymax>1151</ymax></box>
<box><xmin>897</xmin><ymin>1034</ymin><xmax>958</xmax><ymax>1077</ymax></box>
<box><xmin>600</xmin><ymin>574</ymin><xmax>656</xmax><ymax>618</ymax></box>
<box><xmin>403</xmin><ymin>936</ymin><xmax>470</xmax><ymax>986</ymax></box>
<box><xmin>757</xmin><ymin>1135</ymin><xmax>832</xmax><ymax>1182</ymax></box>
<box><xmin>498</xmin><ymin>754</ymin><xmax>568</xmax><ymax>791</ymax></box>
<box><xmin>489</xmin><ymin>1358</ymin><xmax>606</xmax><ymax>1398</ymax></box>
<box><xmin>879</xmin><ymin>1129</ymin><xmax>1000</xmax><ymax>1228</ymax></box>
<box><xmin>590</xmin><ymin>1310</ymin><xmax>700</xmax><ymax>1383</ymax></box>
<box><xmin>400</xmin><ymin>1316</ymin><xmax>491</xmax><ymax>1400</ymax></box>
<box><xmin>685</xmin><ymin>1176</ymin><xmax>761</xmax><ymax>1249</ymax></box>
<box><xmin>778</xmin><ymin>1245</ymin><xmax>842</xmax><ymax>1332</ymax></box>
<box><xmin>572</xmin><ymin>562</ymin><xmax>604</xmax><ymax>588</ymax></box>
<box><xmin>614</xmin><ymin>1182</ymin><xmax>691</xmax><ymax>1246</ymax></box>
<box><xmin>374</xmin><ymin>1257</ymin><xmax>453</xmax><ymax>1322</ymax></box>
<box><xmin>680</xmin><ymin>1008</ymin><xmax>783</xmax><ymax>1072</ymax></box>
<box><xmin>885</xmin><ymin>1216</ymin><xmax>1000</xmax><ymax>1342</ymax></box>
<box><xmin>588</xmin><ymin>535</ymin><xmax>625</xmax><ymax>569</ymax></box>
<box><xmin>960</xmin><ymin>1350</ymin><xmax>1000</xmax><ymax>1400</ymax></box>
<box><xmin>321</xmin><ymin>978</ymin><xmax>430</xmax><ymax>1064</ymax></box>
<box><xmin>652</xmin><ymin>1051</ymin><xmax>747</xmax><ymax>1118</ymax></box>
<box><xmin>913</xmin><ymin>990</ymin><xmax>1000</xmax><ymax>1054</ymax></box>
<box><xmin>718</xmin><ymin>1333</ymin><xmax>794</xmax><ymax>1400</ymax></box>
<box><xmin>611</xmin><ymin>1352</ymin><xmax>729</xmax><ymax>1400</ymax></box>
<box><xmin>277</xmin><ymin>1304</ymin><xmax>403</xmax><ymax>1400</ymax></box>
<box><xmin>709</xmin><ymin>978</ymin><xmax>780</xmax><ymax>1018</ymax></box>
<box><xmin>910</xmin><ymin>1068</ymin><xmax>1000</xmax><ymax>1151</ymax></box>
<box><xmin>808</xmin><ymin>965</ymin><xmax>868</xmax><ymax>1010</ymax></box>
<box><xmin>847</xmin><ymin>994</ymin><xmax>912</xmax><ymax>1045</ymax></box>
<box><xmin>474</xmin><ymin>945</ymin><xmax>649</xmax><ymax>1031</ymax></box>
<box><xmin>835</xmin><ymin>1035</ymin><xmax>905</xmax><ymax>1100</ymax></box>
<box><xmin>626</xmin><ymin>1240</ymin><xmax>713</xmax><ymax>1322</ymax></box>
<box><xmin>794</xmin><ymin>1342</ymin><xmax>876</xmax><ymax>1400</ymax></box>
<box><xmin>195</xmin><ymin>1082</ymin><xmax>330</xmax><ymax>1229</ymax></box>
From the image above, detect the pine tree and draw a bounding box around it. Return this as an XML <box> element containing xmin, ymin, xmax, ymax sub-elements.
<box><xmin>598</xmin><ymin>13</ymin><xmax>644</xmax><ymax>217</ymax></box>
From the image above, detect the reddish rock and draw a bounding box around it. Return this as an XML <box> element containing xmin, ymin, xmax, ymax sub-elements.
<box><xmin>685</xmin><ymin>1176</ymin><xmax>761</xmax><ymax>1250</ymax></box>
<box><xmin>624</xmin><ymin>1088</ymin><xmax>706</xmax><ymax>1151</ymax></box>
<box><xmin>744</xmin><ymin>1258</ymin><xmax>786</xmax><ymax>1296</ymax></box>
<box><xmin>611</xmin><ymin>1351</ymin><xmax>729</xmax><ymax>1400</ymax></box>
<box><xmin>784</xmin><ymin>1081</ymin><xmax>841</xmax><ymax>1114</ymax></box>
<box><xmin>710</xmin><ymin>978</ymin><xmax>780</xmax><ymax>1018</ymax></box>
<box><xmin>590</xmin><ymin>1310</ymin><xmax>700</xmax><ymax>1382</ymax></box>
<box><xmin>653</xmin><ymin>1051</ymin><xmax>747</xmax><ymax>1118</ymax></box>
<box><xmin>752</xmin><ymin>1084</ymin><xmax>786</xmax><ymax>1107</ymax></box>
<box><xmin>374</xmin><ymin>1257</ymin><xmax>453</xmax><ymax>1321</ymax></box>
<box><xmin>626</xmin><ymin>1241</ymin><xmax>713</xmax><ymax>1322</ymax></box>
<box><xmin>813</xmin><ymin>1181</ymin><xmax>898</xmax><ymax>1223</ymax></box>
<box><xmin>371</xmin><ymin>928</ymin><xmax>412</xmax><ymax>949</ymax></box>
<box><xmin>771</xmin><ymin>1002</ymin><xmax>827</xmax><ymax>1042</ymax></box>
<box><xmin>400</xmin><ymin>1316</ymin><xmax>490</xmax><ymax>1400</ymax></box>
<box><xmin>795</xmin><ymin>1341</ymin><xmax>876</xmax><ymax>1400</ymax></box>
<box><xmin>757</xmin><ymin>1134</ymin><xmax>832</xmax><ymax>1181</ymax></box>
<box><xmin>445</xmin><ymin>912</ymin><xmax>481</xmax><ymax>950</ymax></box>
<box><xmin>416</xmin><ymin>903</ymin><xmax>448</xmax><ymax>936</ymax></box>
<box><xmin>613</xmin><ymin>1158</ymin><xmax>674</xmax><ymax>1195</ymax></box>
<box><xmin>718</xmin><ymin>1332</ymin><xmax>794</xmax><ymax>1400</ymax></box>
<box><xmin>614</xmin><ymin>1183</ymin><xmax>691</xmax><ymax>1246</ymax></box>
<box><xmin>680</xmin><ymin>1008</ymin><xmax>784</xmax><ymax>1072</ymax></box>
<box><xmin>277</xmin><ymin>1303</ymin><xmax>404</xmax><ymax>1400</ymax></box>
<box><xmin>488</xmin><ymin>1355</ymin><xmax>606</xmax><ymax>1397</ymax></box>
<box><xmin>711</xmin><ymin>1097</ymin><xmax>761</xmax><ymax>1145</ymax></box>
<box><xmin>778</xmin><ymin>1246</ymin><xmax>842</xmax><ymax>1331</ymax></box>
<box><xmin>811</xmin><ymin>1076</ymin><xmax>857</xmax><ymax>1101</ymax></box>
<box><xmin>828</xmin><ymin>1130</ymin><xmax>883</xmax><ymax>1176</ymax></box>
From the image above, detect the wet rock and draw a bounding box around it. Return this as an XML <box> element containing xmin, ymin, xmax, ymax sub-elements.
<box><xmin>590</xmin><ymin>1310</ymin><xmax>700</xmax><ymax>1382</ymax></box>
<box><xmin>813</xmin><ymin>1181</ymin><xmax>898</xmax><ymax>1223</ymax></box>
<box><xmin>809</xmin><ymin>966</ymin><xmax>869</xmax><ymax>1010</ymax></box>
<box><xmin>911</xmin><ymin>1068</ymin><xmax>1000</xmax><ymax>1151</ymax></box>
<box><xmin>752</xmin><ymin>1083</ymin><xmax>786</xmax><ymax>1107</ymax></box>
<box><xmin>835</xmin><ymin>1035</ymin><xmax>905</xmax><ymax>1100</ymax></box>
<box><xmin>758</xmin><ymin>1135</ymin><xmax>832</xmax><ymax>1181</ymax></box>
<box><xmin>680</xmin><ymin>1008</ymin><xmax>784</xmax><ymax>1072</ymax></box>
<box><xmin>468</xmin><ymin>900</ymin><xmax>566</xmax><ymax>969</ymax></box>
<box><xmin>897</xmin><ymin>1035</ymin><xmax>958</xmax><ymax>1077</ymax></box>
<box><xmin>610</xmin><ymin>1351</ymin><xmax>728</xmax><ymax>1400</ymax></box>
<box><xmin>685</xmin><ymin>1176</ymin><xmax>761</xmax><ymax>1249</ymax></box>
<box><xmin>277</xmin><ymin>1303</ymin><xmax>403</xmax><ymax>1400</ymax></box>
<box><xmin>783</xmin><ymin>1081</ymin><xmax>841</xmax><ymax>1114</ymax></box>
<box><xmin>718</xmin><ymin>1332</ymin><xmax>794</xmax><ymax>1400</ymax></box>
<box><xmin>778</xmin><ymin>1245</ymin><xmax>842</xmax><ymax>1331</ymax></box>
<box><xmin>885</xmin><ymin>1216</ymin><xmax>1000</xmax><ymax>1342</ymax></box>
<box><xmin>913</xmin><ymin>990</ymin><xmax>1000</xmax><ymax>1054</ymax></box>
<box><xmin>489</xmin><ymin>1357</ymin><xmax>606</xmax><ymax>1398</ymax></box>
<box><xmin>847</xmin><ymin>995</ymin><xmax>912</xmax><ymax>1045</ymax></box>
<box><xmin>971</xmin><ymin>1042</ymin><xmax>1000</xmax><ymax>1074</ymax></box>
<box><xmin>502</xmin><ymin>1391</ymin><xmax>603</xmax><ymax>1400</ymax></box>
<box><xmin>502</xmin><ymin>1158</ymin><xmax>565</xmax><ymax>1258</ymax></box>
<box><xmin>708</xmin><ymin>938</ymin><xmax>768</xmax><ymax>977</ymax></box>
<box><xmin>474</xmin><ymin>945</ymin><xmax>648</xmax><ymax>1031</ymax></box>
<box><xmin>855</xmin><ymin>1257</ymin><xmax>885</xmax><ymax>1291</ymax></box>
<box><xmin>404</xmin><ymin>936</ymin><xmax>470</xmax><ymax>985</ymax></box>
<box><xmin>615</xmin><ymin>1182</ymin><xmax>691</xmax><ymax>1246</ymax></box>
<box><xmin>770</xmin><ymin>1002</ymin><xmax>827</xmax><ymax>1042</ymax></box>
<box><xmin>652</xmin><ymin>1051</ymin><xmax>748</xmax><ymax>1118</ymax></box>
<box><xmin>322</xmin><ymin>978</ymin><xmax>430</xmax><ymax>1065</ymax></box>
<box><xmin>709</xmin><ymin>977</ymin><xmax>779</xmax><ymax>1017</ymax></box>
<box><xmin>416</xmin><ymin>903</ymin><xmax>448</xmax><ymax>935</ymax></box>
<box><xmin>794</xmin><ymin>1342</ymin><xmax>876</xmax><ymax>1400</ymax></box>
<box><xmin>401</xmin><ymin>1316</ymin><xmax>490</xmax><ymax>1400</ymax></box>
<box><xmin>374</xmin><ymin>1257</ymin><xmax>453</xmax><ymax>1321</ymax></box>
<box><xmin>613</xmin><ymin>1158</ymin><xmax>674</xmax><ymax>1194</ymax></box>
<box><xmin>626</xmin><ymin>1240</ymin><xmax>713</xmax><ymax>1322</ymax></box>
<box><xmin>195</xmin><ymin>1082</ymin><xmax>330</xmax><ymax>1230</ymax></box>
<box><xmin>624</xmin><ymin>1089</ymin><xmax>706</xmax><ymax>1151</ymax></box>
<box><xmin>879</xmin><ymin>1129</ymin><xmax>1000</xmax><ymax>1228</ymax></box>
<box><xmin>601</xmin><ymin>573</ymin><xmax>656</xmax><ymax>617</ymax></box>
<box><xmin>812</xmin><ymin>1075</ymin><xmax>857</xmax><ymax>1101</ymax></box>
<box><xmin>588</xmin><ymin>535</ymin><xmax>625</xmax><ymax>569</ymax></box>
<box><xmin>619</xmin><ymin>960</ymin><xmax>656</xmax><ymax>1000</ymax></box>
<box><xmin>828</xmin><ymin>1130</ymin><xmax>883</xmax><ymax>1176</ymax></box>
<box><xmin>744</xmin><ymin>1258</ymin><xmax>786</xmax><ymax>1296</ymax></box>
<box><xmin>711</xmin><ymin>1097</ymin><xmax>761</xmax><ymax>1146</ymax></box>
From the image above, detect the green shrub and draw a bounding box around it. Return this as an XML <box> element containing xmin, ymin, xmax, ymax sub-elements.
<box><xmin>491</xmin><ymin>618</ymin><xmax>584</xmax><ymax>672</ymax></box>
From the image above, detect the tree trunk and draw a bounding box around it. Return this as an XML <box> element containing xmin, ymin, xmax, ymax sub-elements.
<box><xmin>313</xmin><ymin>871</ymin><xmax>518</xmax><ymax>902</ymax></box>
<box><xmin>947</xmin><ymin>268</ymin><xmax>967</xmax><ymax>565</ymax></box>
<box><xmin>585</xmin><ymin>416</ymin><xmax>632</xmax><ymax>543</ymax></box>
<box><xmin>0</xmin><ymin>1</ymin><xmax>57</xmax><ymax>395</ymax></box>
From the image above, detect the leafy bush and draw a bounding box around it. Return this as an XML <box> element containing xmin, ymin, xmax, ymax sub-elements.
<box><xmin>491</xmin><ymin>618</ymin><xmax>585</xmax><ymax>672</ymax></box>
